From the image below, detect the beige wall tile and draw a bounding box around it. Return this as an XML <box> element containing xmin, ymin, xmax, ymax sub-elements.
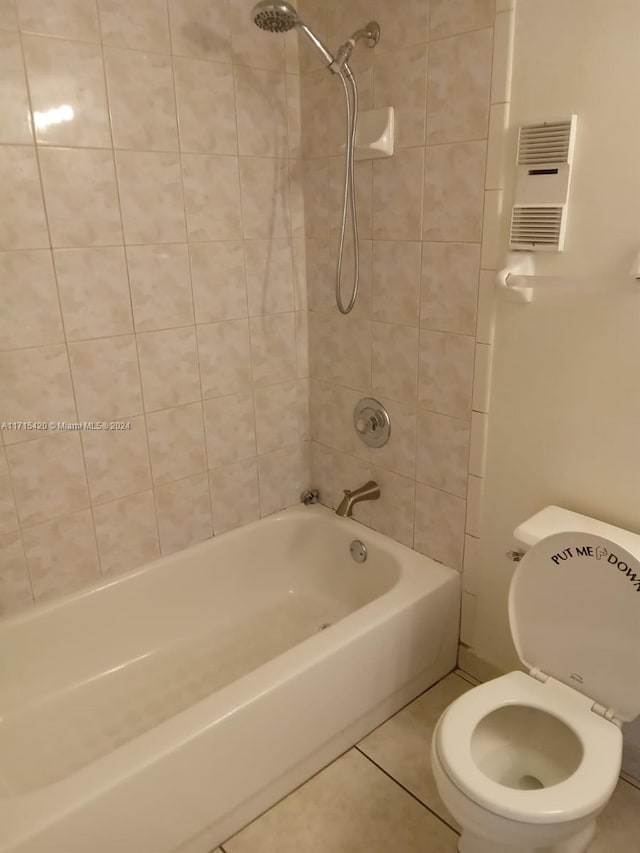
<box><xmin>104</xmin><ymin>47</ymin><xmax>178</xmax><ymax>151</ymax></box>
<box><xmin>182</xmin><ymin>153</ymin><xmax>243</xmax><ymax>241</ymax></box>
<box><xmin>0</xmin><ymin>0</ymin><xmax>18</xmax><ymax>30</ymax></box>
<box><xmin>295</xmin><ymin>310</ymin><xmax>309</xmax><ymax>378</ymax></box>
<box><xmin>0</xmin><ymin>344</ymin><xmax>76</xmax><ymax>430</ymax></box>
<box><xmin>371</xmin><ymin>467</ymin><xmax>415</xmax><ymax>547</ymax></box>
<box><xmin>427</xmin><ymin>28</ymin><xmax>492</xmax><ymax>145</ymax></box>
<box><xmin>420</xmin><ymin>241</ymin><xmax>480</xmax><ymax>336</ymax></box>
<box><xmin>300</xmin><ymin>157</ymin><xmax>329</xmax><ymax>239</ymax></box>
<box><xmin>330</xmin><ymin>159</ymin><xmax>372</xmax><ymax>241</ymax></box>
<box><xmin>250</xmin><ymin>312</ymin><xmax>297</xmax><ymax>387</ymax></box>
<box><xmin>98</xmin><ymin>0</ymin><xmax>170</xmax><ymax>52</ymax></box>
<box><xmin>372</xmin><ymin>147</ymin><xmax>424</xmax><ymax>241</ymax></box>
<box><xmin>39</xmin><ymin>147</ymin><xmax>123</xmax><ymax>247</ymax></box>
<box><xmin>0</xmin><ymin>531</ymin><xmax>32</xmax><ymax>616</ymax></box>
<box><xmin>23</xmin><ymin>508</ymin><xmax>99</xmax><ymax>599</ymax></box>
<box><xmin>418</xmin><ymin>330</ymin><xmax>475</xmax><ymax>419</ymax></box>
<box><xmin>18</xmin><ymin>0</ymin><xmax>100</xmax><ymax>40</ymax></box>
<box><xmin>229</xmin><ymin>0</ymin><xmax>285</xmax><ymax>71</ymax></box>
<box><xmin>254</xmin><ymin>381</ymin><xmax>299</xmax><ymax>455</ymax></box>
<box><xmin>244</xmin><ymin>239</ymin><xmax>295</xmax><ymax>316</ymax></box>
<box><xmin>7</xmin><ymin>432</ymin><xmax>89</xmax><ymax>527</ymax></box>
<box><xmin>308</xmin><ymin>310</ymin><xmax>333</xmax><ymax>381</ymax></box>
<box><xmin>191</xmin><ymin>241</ymin><xmax>248</xmax><ymax>323</ymax></box>
<box><xmin>327</xmin><ymin>0</ymin><xmax>373</xmax><ymax>45</ymax></box>
<box><xmin>0</xmin><ymin>450</ymin><xmax>19</xmax><ymax>534</ymax></box>
<box><xmin>198</xmin><ymin>319</ymin><xmax>252</xmax><ymax>398</ymax></box>
<box><xmin>309</xmin><ymin>440</ymin><xmax>332</xmax><ymax>507</ymax></box>
<box><xmin>416</xmin><ymin>410</ymin><xmax>470</xmax><ymax>498</ymax></box>
<box><xmin>116</xmin><ymin>151</ymin><xmax>186</xmax><ymax>245</ymax></box>
<box><xmin>209</xmin><ymin>458</ymin><xmax>260</xmax><ymax>534</ymax></box>
<box><xmin>0</xmin><ymin>250</ymin><xmax>64</xmax><ymax>349</ymax></box>
<box><xmin>54</xmin><ymin>246</ymin><xmax>133</xmax><ymax>340</ymax></box>
<box><xmin>234</xmin><ymin>66</ymin><xmax>288</xmax><ymax>158</ymax></box>
<box><xmin>374</xmin><ymin>398</ymin><xmax>417</xmax><ymax>479</ymax></box>
<box><xmin>286</xmin><ymin>73</ymin><xmax>303</xmax><ymax>158</ymax></box>
<box><xmin>257</xmin><ymin>442</ymin><xmax>307</xmax><ymax>516</ymax></box>
<box><xmin>373</xmin><ymin>0</ymin><xmax>429</xmax><ymax>52</ymax></box>
<box><xmin>0</xmin><ymin>30</ymin><xmax>33</xmax><ymax>143</ymax></box>
<box><xmin>23</xmin><ymin>35</ymin><xmax>110</xmax><ymax>147</ymax></box>
<box><xmin>203</xmin><ymin>391</ymin><xmax>256</xmax><ymax>468</ymax></box>
<box><xmin>240</xmin><ymin>156</ymin><xmax>291</xmax><ymax>239</ymax></box>
<box><xmin>174</xmin><ymin>56</ymin><xmax>237</xmax><ymax>155</ymax></box>
<box><xmin>154</xmin><ymin>472</ymin><xmax>212</xmax><ymax>554</ymax></box>
<box><xmin>332</xmin><ymin>313</ymin><xmax>371</xmax><ymax>391</ymax></box>
<box><xmin>147</xmin><ymin>401</ymin><xmax>207</xmax><ymax>485</ymax></box>
<box><xmin>299</xmin><ymin>71</ymin><xmax>328</xmax><ymax>158</ymax></box>
<box><xmin>128</xmin><ymin>243</ymin><xmax>194</xmax><ymax>332</ymax></box>
<box><xmin>305</xmin><ymin>240</ymin><xmax>332</xmax><ymax>312</ymax></box>
<box><xmin>423</xmin><ymin>140</ymin><xmax>487</xmax><ymax>242</ymax></box>
<box><xmin>372</xmin><ymin>240</ymin><xmax>421</xmax><ymax>326</ymax></box>
<box><xmin>70</xmin><ymin>334</ymin><xmax>143</xmax><ymax>419</ymax></box>
<box><xmin>94</xmin><ymin>490</ymin><xmax>159</xmax><ymax>574</ymax></box>
<box><xmin>430</xmin><ymin>0</ymin><xmax>496</xmax><ymax>40</ymax></box>
<box><xmin>332</xmin><ymin>385</ymin><xmax>371</xmax><ymax>463</ymax></box>
<box><xmin>308</xmin><ymin>379</ymin><xmax>333</xmax><ymax>445</ymax></box>
<box><xmin>137</xmin><ymin>326</ymin><xmax>200</xmax><ymax>411</ymax></box>
<box><xmin>169</xmin><ymin>0</ymin><xmax>231</xmax><ymax>62</ymax></box>
<box><xmin>374</xmin><ymin>44</ymin><xmax>428</xmax><ymax>149</ymax></box>
<box><xmin>371</xmin><ymin>322</ymin><xmax>419</xmax><ymax>404</ymax></box>
<box><xmin>81</xmin><ymin>414</ymin><xmax>152</xmax><ymax>504</ymax></box>
<box><xmin>0</xmin><ymin>146</ymin><xmax>49</xmax><ymax>250</ymax></box>
<box><xmin>414</xmin><ymin>482</ymin><xmax>466</xmax><ymax>570</ymax></box>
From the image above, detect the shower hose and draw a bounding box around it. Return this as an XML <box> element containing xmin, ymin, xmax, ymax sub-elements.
<box><xmin>335</xmin><ymin>64</ymin><xmax>359</xmax><ymax>315</ymax></box>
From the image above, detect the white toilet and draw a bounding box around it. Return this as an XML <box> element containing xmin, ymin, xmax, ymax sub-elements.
<box><xmin>432</xmin><ymin>506</ymin><xmax>640</xmax><ymax>853</ymax></box>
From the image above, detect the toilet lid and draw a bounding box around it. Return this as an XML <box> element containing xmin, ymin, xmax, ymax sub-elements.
<box><xmin>509</xmin><ymin>531</ymin><xmax>640</xmax><ymax>722</ymax></box>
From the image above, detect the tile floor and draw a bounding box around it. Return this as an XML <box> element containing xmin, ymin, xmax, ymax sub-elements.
<box><xmin>215</xmin><ymin>672</ymin><xmax>640</xmax><ymax>853</ymax></box>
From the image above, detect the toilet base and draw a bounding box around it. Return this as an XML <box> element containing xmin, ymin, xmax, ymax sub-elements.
<box><xmin>457</xmin><ymin>821</ymin><xmax>595</xmax><ymax>853</ymax></box>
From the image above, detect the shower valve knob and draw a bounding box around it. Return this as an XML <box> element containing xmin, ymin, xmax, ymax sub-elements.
<box><xmin>353</xmin><ymin>398</ymin><xmax>391</xmax><ymax>448</ymax></box>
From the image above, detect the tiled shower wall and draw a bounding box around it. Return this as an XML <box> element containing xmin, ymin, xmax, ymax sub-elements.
<box><xmin>0</xmin><ymin>0</ymin><xmax>309</xmax><ymax>613</ymax></box>
<box><xmin>303</xmin><ymin>0</ymin><xmax>501</xmax><ymax>582</ymax></box>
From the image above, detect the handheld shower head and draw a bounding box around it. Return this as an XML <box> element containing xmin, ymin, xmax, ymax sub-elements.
<box><xmin>251</xmin><ymin>1</ymin><xmax>335</xmax><ymax>68</ymax></box>
<box><xmin>251</xmin><ymin>1</ymin><xmax>299</xmax><ymax>33</ymax></box>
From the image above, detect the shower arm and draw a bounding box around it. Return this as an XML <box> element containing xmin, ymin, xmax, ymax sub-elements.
<box><xmin>329</xmin><ymin>22</ymin><xmax>381</xmax><ymax>74</ymax></box>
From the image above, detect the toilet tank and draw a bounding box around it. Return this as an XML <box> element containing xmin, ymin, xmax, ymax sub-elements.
<box><xmin>513</xmin><ymin>506</ymin><xmax>640</xmax><ymax>556</ymax></box>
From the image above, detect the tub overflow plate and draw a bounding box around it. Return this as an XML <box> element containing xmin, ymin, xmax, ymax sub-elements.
<box><xmin>350</xmin><ymin>540</ymin><xmax>367</xmax><ymax>563</ymax></box>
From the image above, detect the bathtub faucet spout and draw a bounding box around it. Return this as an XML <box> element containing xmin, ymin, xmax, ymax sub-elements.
<box><xmin>335</xmin><ymin>481</ymin><xmax>380</xmax><ymax>518</ymax></box>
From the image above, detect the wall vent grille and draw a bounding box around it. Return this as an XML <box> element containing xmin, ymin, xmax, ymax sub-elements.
<box><xmin>510</xmin><ymin>206</ymin><xmax>564</xmax><ymax>251</ymax></box>
<box><xmin>517</xmin><ymin>120</ymin><xmax>574</xmax><ymax>165</ymax></box>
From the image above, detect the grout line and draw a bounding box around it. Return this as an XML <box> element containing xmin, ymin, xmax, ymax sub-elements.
<box><xmin>355</xmin><ymin>746</ymin><xmax>461</xmax><ymax>836</ymax></box>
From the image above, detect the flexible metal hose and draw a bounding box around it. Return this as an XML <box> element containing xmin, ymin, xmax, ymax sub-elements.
<box><xmin>335</xmin><ymin>64</ymin><xmax>359</xmax><ymax>315</ymax></box>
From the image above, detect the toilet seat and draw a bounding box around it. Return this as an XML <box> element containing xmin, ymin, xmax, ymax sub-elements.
<box><xmin>435</xmin><ymin>671</ymin><xmax>622</xmax><ymax>825</ymax></box>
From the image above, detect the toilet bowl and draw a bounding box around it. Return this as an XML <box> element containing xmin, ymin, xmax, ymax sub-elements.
<box><xmin>432</xmin><ymin>506</ymin><xmax>640</xmax><ymax>853</ymax></box>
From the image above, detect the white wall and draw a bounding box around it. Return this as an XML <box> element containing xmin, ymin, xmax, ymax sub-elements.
<box><xmin>472</xmin><ymin>0</ymin><xmax>640</xmax><ymax>775</ymax></box>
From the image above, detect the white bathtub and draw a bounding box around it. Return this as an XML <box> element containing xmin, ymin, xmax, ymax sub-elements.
<box><xmin>0</xmin><ymin>504</ymin><xmax>459</xmax><ymax>853</ymax></box>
